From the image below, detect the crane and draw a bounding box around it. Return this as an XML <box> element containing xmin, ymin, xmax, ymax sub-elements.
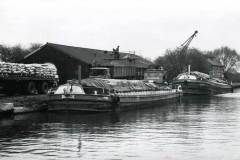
<box><xmin>180</xmin><ymin>30</ymin><xmax>198</xmax><ymax>53</ymax></box>
<box><xmin>177</xmin><ymin>30</ymin><xmax>198</xmax><ymax>73</ymax></box>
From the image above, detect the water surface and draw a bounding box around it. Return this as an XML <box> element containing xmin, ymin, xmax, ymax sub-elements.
<box><xmin>1</xmin><ymin>93</ymin><xmax>240</xmax><ymax>160</ymax></box>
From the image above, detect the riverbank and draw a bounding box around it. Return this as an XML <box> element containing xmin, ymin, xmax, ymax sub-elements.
<box><xmin>0</xmin><ymin>95</ymin><xmax>48</xmax><ymax>114</ymax></box>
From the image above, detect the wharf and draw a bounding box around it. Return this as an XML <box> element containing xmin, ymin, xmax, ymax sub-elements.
<box><xmin>0</xmin><ymin>95</ymin><xmax>48</xmax><ymax>115</ymax></box>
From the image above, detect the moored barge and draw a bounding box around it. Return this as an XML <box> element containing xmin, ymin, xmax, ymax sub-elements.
<box><xmin>47</xmin><ymin>79</ymin><xmax>182</xmax><ymax>112</ymax></box>
<box><xmin>173</xmin><ymin>71</ymin><xmax>233</xmax><ymax>95</ymax></box>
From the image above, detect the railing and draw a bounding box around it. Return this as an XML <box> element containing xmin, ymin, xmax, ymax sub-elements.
<box><xmin>82</xmin><ymin>86</ymin><xmax>177</xmax><ymax>96</ymax></box>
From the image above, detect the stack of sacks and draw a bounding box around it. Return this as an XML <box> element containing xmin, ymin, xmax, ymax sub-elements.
<box><xmin>39</xmin><ymin>63</ymin><xmax>57</xmax><ymax>77</ymax></box>
<box><xmin>0</xmin><ymin>63</ymin><xmax>12</xmax><ymax>74</ymax></box>
<box><xmin>0</xmin><ymin>62</ymin><xmax>57</xmax><ymax>78</ymax></box>
<box><xmin>81</xmin><ymin>78</ymin><xmax>161</xmax><ymax>92</ymax></box>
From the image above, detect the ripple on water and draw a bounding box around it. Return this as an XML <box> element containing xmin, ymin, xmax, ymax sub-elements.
<box><xmin>1</xmin><ymin>96</ymin><xmax>240</xmax><ymax>159</ymax></box>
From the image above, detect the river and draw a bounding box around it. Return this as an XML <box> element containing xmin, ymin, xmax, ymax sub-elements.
<box><xmin>1</xmin><ymin>91</ymin><xmax>240</xmax><ymax>160</ymax></box>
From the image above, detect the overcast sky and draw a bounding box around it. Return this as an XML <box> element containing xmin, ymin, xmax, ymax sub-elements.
<box><xmin>1</xmin><ymin>0</ymin><xmax>240</xmax><ymax>59</ymax></box>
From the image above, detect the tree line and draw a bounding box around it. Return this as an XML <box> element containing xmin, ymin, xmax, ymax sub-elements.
<box><xmin>0</xmin><ymin>43</ymin><xmax>42</xmax><ymax>62</ymax></box>
<box><xmin>1</xmin><ymin>43</ymin><xmax>240</xmax><ymax>82</ymax></box>
<box><xmin>154</xmin><ymin>46</ymin><xmax>240</xmax><ymax>82</ymax></box>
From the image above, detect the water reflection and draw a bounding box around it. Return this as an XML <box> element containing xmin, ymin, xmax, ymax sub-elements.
<box><xmin>0</xmin><ymin>95</ymin><xmax>240</xmax><ymax>159</ymax></box>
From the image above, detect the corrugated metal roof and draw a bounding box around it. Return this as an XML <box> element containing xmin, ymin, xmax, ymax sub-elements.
<box><xmin>47</xmin><ymin>43</ymin><xmax>113</xmax><ymax>64</ymax></box>
<box><xmin>24</xmin><ymin>42</ymin><xmax>152</xmax><ymax>68</ymax></box>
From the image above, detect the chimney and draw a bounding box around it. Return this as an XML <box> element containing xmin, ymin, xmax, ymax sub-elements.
<box><xmin>113</xmin><ymin>45</ymin><xmax>120</xmax><ymax>59</ymax></box>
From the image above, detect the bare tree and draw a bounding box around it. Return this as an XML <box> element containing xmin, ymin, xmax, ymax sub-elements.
<box><xmin>207</xmin><ymin>46</ymin><xmax>240</xmax><ymax>72</ymax></box>
<box><xmin>0</xmin><ymin>44</ymin><xmax>11</xmax><ymax>61</ymax></box>
<box><xmin>154</xmin><ymin>48</ymin><xmax>209</xmax><ymax>81</ymax></box>
<box><xmin>0</xmin><ymin>44</ymin><xmax>27</xmax><ymax>62</ymax></box>
<box><xmin>28</xmin><ymin>43</ymin><xmax>43</xmax><ymax>52</ymax></box>
<box><xmin>0</xmin><ymin>44</ymin><xmax>40</xmax><ymax>62</ymax></box>
<box><xmin>0</xmin><ymin>44</ymin><xmax>36</xmax><ymax>62</ymax></box>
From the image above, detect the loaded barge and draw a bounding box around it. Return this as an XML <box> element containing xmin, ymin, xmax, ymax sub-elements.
<box><xmin>173</xmin><ymin>71</ymin><xmax>233</xmax><ymax>95</ymax></box>
<box><xmin>47</xmin><ymin>78</ymin><xmax>182</xmax><ymax>112</ymax></box>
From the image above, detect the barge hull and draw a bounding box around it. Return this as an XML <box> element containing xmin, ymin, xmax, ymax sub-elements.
<box><xmin>174</xmin><ymin>79</ymin><xmax>233</xmax><ymax>95</ymax></box>
<box><xmin>47</xmin><ymin>91</ymin><xmax>181</xmax><ymax>112</ymax></box>
<box><xmin>117</xmin><ymin>93</ymin><xmax>180</xmax><ymax>111</ymax></box>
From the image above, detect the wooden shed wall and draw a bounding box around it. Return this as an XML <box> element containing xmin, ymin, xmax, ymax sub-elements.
<box><xmin>23</xmin><ymin>46</ymin><xmax>90</xmax><ymax>84</ymax></box>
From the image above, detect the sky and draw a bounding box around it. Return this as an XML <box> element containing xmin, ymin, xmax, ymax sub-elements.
<box><xmin>1</xmin><ymin>0</ymin><xmax>240</xmax><ymax>60</ymax></box>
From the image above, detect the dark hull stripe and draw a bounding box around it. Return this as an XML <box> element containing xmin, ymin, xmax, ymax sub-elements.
<box><xmin>47</xmin><ymin>92</ymin><xmax>181</xmax><ymax>112</ymax></box>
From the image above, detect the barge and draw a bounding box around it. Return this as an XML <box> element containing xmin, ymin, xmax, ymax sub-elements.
<box><xmin>47</xmin><ymin>79</ymin><xmax>182</xmax><ymax>112</ymax></box>
<box><xmin>173</xmin><ymin>71</ymin><xmax>233</xmax><ymax>95</ymax></box>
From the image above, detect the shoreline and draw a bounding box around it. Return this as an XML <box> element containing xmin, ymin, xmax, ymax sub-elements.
<box><xmin>0</xmin><ymin>95</ymin><xmax>48</xmax><ymax>115</ymax></box>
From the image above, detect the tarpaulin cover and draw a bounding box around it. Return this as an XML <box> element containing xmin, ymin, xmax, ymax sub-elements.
<box><xmin>177</xmin><ymin>71</ymin><xmax>210</xmax><ymax>80</ymax></box>
<box><xmin>81</xmin><ymin>78</ymin><xmax>162</xmax><ymax>92</ymax></box>
<box><xmin>176</xmin><ymin>71</ymin><xmax>228</xmax><ymax>84</ymax></box>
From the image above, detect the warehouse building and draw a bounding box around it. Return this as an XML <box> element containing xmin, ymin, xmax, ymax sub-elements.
<box><xmin>207</xmin><ymin>58</ymin><xmax>224</xmax><ymax>79</ymax></box>
<box><xmin>23</xmin><ymin>43</ymin><xmax>152</xmax><ymax>84</ymax></box>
